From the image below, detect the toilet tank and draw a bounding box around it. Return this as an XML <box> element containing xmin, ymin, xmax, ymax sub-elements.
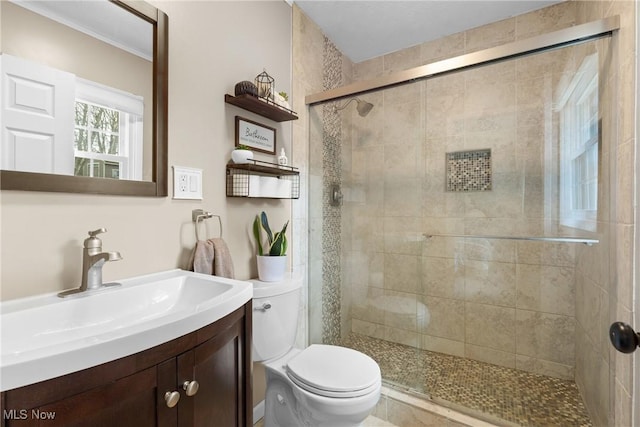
<box><xmin>250</xmin><ymin>276</ymin><xmax>302</xmax><ymax>362</ymax></box>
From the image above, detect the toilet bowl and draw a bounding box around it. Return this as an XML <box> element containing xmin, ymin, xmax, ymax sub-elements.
<box><xmin>251</xmin><ymin>277</ymin><xmax>381</xmax><ymax>427</ymax></box>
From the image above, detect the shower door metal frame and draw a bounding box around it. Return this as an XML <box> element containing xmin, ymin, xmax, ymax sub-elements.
<box><xmin>305</xmin><ymin>15</ymin><xmax>619</xmax><ymax>105</ymax></box>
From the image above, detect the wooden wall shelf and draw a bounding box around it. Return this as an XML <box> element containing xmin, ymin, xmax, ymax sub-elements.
<box><xmin>225</xmin><ymin>94</ymin><xmax>298</xmax><ymax>122</ymax></box>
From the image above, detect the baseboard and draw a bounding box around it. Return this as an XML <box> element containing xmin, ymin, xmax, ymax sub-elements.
<box><xmin>253</xmin><ymin>400</ymin><xmax>265</xmax><ymax>424</ymax></box>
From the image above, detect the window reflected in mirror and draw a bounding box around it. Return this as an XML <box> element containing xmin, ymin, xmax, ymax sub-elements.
<box><xmin>73</xmin><ymin>79</ymin><xmax>144</xmax><ymax>180</ymax></box>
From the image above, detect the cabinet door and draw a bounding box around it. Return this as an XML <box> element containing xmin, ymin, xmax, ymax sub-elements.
<box><xmin>157</xmin><ymin>358</ymin><xmax>180</xmax><ymax>427</ymax></box>
<box><xmin>177</xmin><ymin>321</ymin><xmax>246</xmax><ymax>427</ymax></box>
<box><xmin>4</xmin><ymin>367</ymin><xmax>159</xmax><ymax>427</ymax></box>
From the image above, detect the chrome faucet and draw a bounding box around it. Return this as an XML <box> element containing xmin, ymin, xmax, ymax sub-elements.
<box><xmin>58</xmin><ymin>228</ymin><xmax>122</xmax><ymax>298</ymax></box>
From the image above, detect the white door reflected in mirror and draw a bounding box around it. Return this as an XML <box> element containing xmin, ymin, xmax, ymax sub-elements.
<box><xmin>1</xmin><ymin>54</ymin><xmax>75</xmax><ymax>175</ymax></box>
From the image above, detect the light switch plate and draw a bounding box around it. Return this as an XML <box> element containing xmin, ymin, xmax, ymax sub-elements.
<box><xmin>173</xmin><ymin>166</ymin><xmax>203</xmax><ymax>200</ymax></box>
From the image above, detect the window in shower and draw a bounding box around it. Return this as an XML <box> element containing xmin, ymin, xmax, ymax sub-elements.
<box><xmin>558</xmin><ymin>53</ymin><xmax>598</xmax><ymax>232</ymax></box>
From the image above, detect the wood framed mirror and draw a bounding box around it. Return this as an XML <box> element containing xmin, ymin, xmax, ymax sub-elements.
<box><xmin>0</xmin><ymin>0</ymin><xmax>168</xmax><ymax>196</ymax></box>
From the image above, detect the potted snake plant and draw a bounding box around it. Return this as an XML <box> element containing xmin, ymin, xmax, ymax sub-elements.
<box><xmin>253</xmin><ymin>211</ymin><xmax>289</xmax><ymax>281</ymax></box>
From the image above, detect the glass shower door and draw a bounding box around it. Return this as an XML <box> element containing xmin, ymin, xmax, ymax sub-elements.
<box><xmin>307</xmin><ymin>32</ymin><xmax>613</xmax><ymax>426</ymax></box>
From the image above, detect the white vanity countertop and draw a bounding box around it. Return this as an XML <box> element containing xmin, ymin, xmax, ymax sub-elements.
<box><xmin>0</xmin><ymin>269</ymin><xmax>252</xmax><ymax>391</ymax></box>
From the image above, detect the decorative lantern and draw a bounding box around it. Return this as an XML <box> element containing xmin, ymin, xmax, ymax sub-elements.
<box><xmin>255</xmin><ymin>69</ymin><xmax>275</xmax><ymax>100</ymax></box>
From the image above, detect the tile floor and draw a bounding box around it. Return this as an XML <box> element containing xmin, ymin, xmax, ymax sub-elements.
<box><xmin>255</xmin><ymin>415</ymin><xmax>396</xmax><ymax>427</ymax></box>
<box><xmin>363</xmin><ymin>415</ymin><xmax>397</xmax><ymax>426</ymax></box>
<box><xmin>341</xmin><ymin>333</ymin><xmax>592</xmax><ymax>427</ymax></box>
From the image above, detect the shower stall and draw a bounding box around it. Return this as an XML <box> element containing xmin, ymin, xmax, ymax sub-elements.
<box><xmin>305</xmin><ymin>15</ymin><xmax>619</xmax><ymax>427</ymax></box>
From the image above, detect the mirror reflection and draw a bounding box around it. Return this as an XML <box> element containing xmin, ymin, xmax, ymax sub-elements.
<box><xmin>1</xmin><ymin>0</ymin><xmax>154</xmax><ymax>181</ymax></box>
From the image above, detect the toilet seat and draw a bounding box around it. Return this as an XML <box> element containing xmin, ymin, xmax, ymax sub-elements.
<box><xmin>285</xmin><ymin>345</ymin><xmax>381</xmax><ymax>398</ymax></box>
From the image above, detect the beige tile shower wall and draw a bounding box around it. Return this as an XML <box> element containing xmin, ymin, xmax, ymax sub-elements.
<box><xmin>293</xmin><ymin>5</ymin><xmax>324</xmax><ymax>347</ymax></box>
<box><xmin>292</xmin><ymin>5</ymin><xmax>355</xmax><ymax>346</ymax></box>
<box><xmin>573</xmin><ymin>2</ymin><xmax>636</xmax><ymax>427</ymax></box>
<box><xmin>348</xmin><ymin>1</ymin><xmax>584</xmax><ymax>380</ymax></box>
<box><xmin>340</xmin><ymin>85</ymin><xmax>355</xmax><ymax>340</ymax></box>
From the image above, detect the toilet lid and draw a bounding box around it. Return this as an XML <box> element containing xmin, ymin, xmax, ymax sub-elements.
<box><xmin>286</xmin><ymin>345</ymin><xmax>381</xmax><ymax>398</ymax></box>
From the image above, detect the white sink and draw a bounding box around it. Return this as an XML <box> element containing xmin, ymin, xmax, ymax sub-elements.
<box><xmin>0</xmin><ymin>269</ymin><xmax>252</xmax><ymax>391</ymax></box>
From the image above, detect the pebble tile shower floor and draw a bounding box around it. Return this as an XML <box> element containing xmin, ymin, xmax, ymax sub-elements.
<box><xmin>341</xmin><ymin>333</ymin><xmax>592</xmax><ymax>427</ymax></box>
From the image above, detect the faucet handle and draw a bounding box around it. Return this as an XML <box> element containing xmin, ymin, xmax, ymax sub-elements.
<box><xmin>88</xmin><ymin>228</ymin><xmax>107</xmax><ymax>237</ymax></box>
<box><xmin>85</xmin><ymin>228</ymin><xmax>107</xmax><ymax>249</ymax></box>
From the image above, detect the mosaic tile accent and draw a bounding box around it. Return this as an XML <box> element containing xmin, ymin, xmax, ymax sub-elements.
<box><xmin>446</xmin><ymin>149</ymin><xmax>492</xmax><ymax>192</ymax></box>
<box><xmin>341</xmin><ymin>333</ymin><xmax>592</xmax><ymax>427</ymax></box>
<box><xmin>320</xmin><ymin>36</ymin><xmax>343</xmax><ymax>345</ymax></box>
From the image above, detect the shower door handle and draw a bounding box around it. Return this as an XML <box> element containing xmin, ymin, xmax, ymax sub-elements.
<box><xmin>609</xmin><ymin>322</ymin><xmax>640</xmax><ymax>353</ymax></box>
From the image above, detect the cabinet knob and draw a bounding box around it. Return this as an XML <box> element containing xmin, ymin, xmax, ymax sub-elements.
<box><xmin>183</xmin><ymin>380</ymin><xmax>200</xmax><ymax>397</ymax></box>
<box><xmin>164</xmin><ymin>391</ymin><xmax>180</xmax><ymax>408</ymax></box>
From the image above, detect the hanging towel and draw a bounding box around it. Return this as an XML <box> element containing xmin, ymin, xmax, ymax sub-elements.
<box><xmin>189</xmin><ymin>238</ymin><xmax>235</xmax><ymax>279</ymax></box>
<box><xmin>210</xmin><ymin>238</ymin><xmax>235</xmax><ymax>279</ymax></box>
<box><xmin>189</xmin><ymin>240</ymin><xmax>215</xmax><ymax>275</ymax></box>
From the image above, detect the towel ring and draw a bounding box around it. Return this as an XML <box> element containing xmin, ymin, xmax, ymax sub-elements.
<box><xmin>192</xmin><ymin>209</ymin><xmax>222</xmax><ymax>241</ymax></box>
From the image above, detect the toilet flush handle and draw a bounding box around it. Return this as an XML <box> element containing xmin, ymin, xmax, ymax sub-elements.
<box><xmin>256</xmin><ymin>301</ymin><xmax>272</xmax><ymax>311</ymax></box>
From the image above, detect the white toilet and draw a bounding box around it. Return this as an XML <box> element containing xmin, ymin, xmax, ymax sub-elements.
<box><xmin>251</xmin><ymin>277</ymin><xmax>381</xmax><ymax>427</ymax></box>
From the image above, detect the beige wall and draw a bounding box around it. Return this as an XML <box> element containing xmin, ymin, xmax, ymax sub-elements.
<box><xmin>0</xmin><ymin>1</ymin><xmax>293</xmax><ymax>300</ymax></box>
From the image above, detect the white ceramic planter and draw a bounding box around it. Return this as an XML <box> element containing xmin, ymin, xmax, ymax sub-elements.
<box><xmin>256</xmin><ymin>255</ymin><xmax>287</xmax><ymax>282</ymax></box>
<box><xmin>231</xmin><ymin>149</ymin><xmax>253</xmax><ymax>164</ymax></box>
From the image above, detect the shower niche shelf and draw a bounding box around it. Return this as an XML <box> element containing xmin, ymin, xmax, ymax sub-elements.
<box><xmin>226</xmin><ymin>160</ymin><xmax>300</xmax><ymax>199</ymax></box>
<box><xmin>225</xmin><ymin>94</ymin><xmax>298</xmax><ymax>122</ymax></box>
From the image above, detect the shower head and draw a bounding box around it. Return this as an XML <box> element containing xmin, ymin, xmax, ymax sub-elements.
<box><xmin>335</xmin><ymin>97</ymin><xmax>374</xmax><ymax>117</ymax></box>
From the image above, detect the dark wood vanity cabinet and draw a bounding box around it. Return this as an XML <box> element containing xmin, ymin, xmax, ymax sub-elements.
<box><xmin>1</xmin><ymin>303</ymin><xmax>252</xmax><ymax>427</ymax></box>
<box><xmin>177</xmin><ymin>318</ymin><xmax>246</xmax><ymax>427</ymax></box>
